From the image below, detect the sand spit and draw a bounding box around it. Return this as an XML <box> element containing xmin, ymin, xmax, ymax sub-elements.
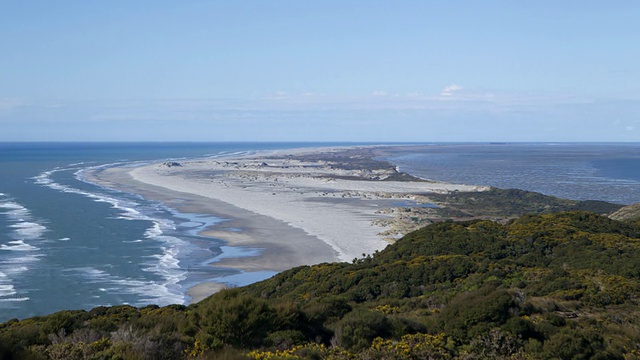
<box><xmin>130</xmin><ymin>149</ymin><xmax>485</xmax><ymax>259</ymax></box>
<box><xmin>89</xmin><ymin>146</ymin><xmax>488</xmax><ymax>301</ymax></box>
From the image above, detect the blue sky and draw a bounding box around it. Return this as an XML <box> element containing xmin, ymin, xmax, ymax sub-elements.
<box><xmin>1</xmin><ymin>1</ymin><xmax>639</xmax><ymax>142</ymax></box>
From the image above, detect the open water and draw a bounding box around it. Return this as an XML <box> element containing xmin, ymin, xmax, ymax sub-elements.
<box><xmin>0</xmin><ymin>142</ymin><xmax>336</xmax><ymax>321</ymax></box>
<box><xmin>0</xmin><ymin>142</ymin><xmax>639</xmax><ymax>321</ymax></box>
<box><xmin>387</xmin><ymin>143</ymin><xmax>640</xmax><ymax>205</ymax></box>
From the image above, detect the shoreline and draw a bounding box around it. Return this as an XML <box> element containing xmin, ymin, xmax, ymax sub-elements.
<box><xmin>85</xmin><ymin>162</ymin><xmax>340</xmax><ymax>303</ymax></box>
<box><xmin>86</xmin><ymin>146</ymin><xmax>488</xmax><ymax>302</ymax></box>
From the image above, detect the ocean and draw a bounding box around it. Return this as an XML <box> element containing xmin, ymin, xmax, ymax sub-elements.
<box><xmin>0</xmin><ymin>142</ymin><xmax>333</xmax><ymax>321</ymax></box>
<box><xmin>1</xmin><ymin>142</ymin><xmax>639</xmax><ymax>322</ymax></box>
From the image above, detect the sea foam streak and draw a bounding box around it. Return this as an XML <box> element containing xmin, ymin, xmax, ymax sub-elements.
<box><xmin>32</xmin><ymin>151</ymin><xmax>245</xmax><ymax>307</ymax></box>
<box><xmin>9</xmin><ymin>222</ymin><xmax>47</xmax><ymax>240</ymax></box>
<box><xmin>69</xmin><ymin>266</ymin><xmax>185</xmax><ymax>306</ymax></box>
<box><xmin>0</xmin><ymin>201</ymin><xmax>30</xmax><ymax>220</ymax></box>
<box><xmin>33</xmin><ymin>166</ymin><xmax>189</xmax><ymax>305</ymax></box>
<box><xmin>0</xmin><ymin>272</ymin><xmax>29</xmax><ymax>303</ymax></box>
<box><xmin>0</xmin><ymin>195</ymin><xmax>45</xmax><ymax>303</ymax></box>
<box><xmin>0</xmin><ymin>240</ymin><xmax>38</xmax><ymax>251</ymax></box>
<box><xmin>0</xmin><ymin>200</ymin><xmax>47</xmax><ymax>245</ymax></box>
<box><xmin>0</xmin><ymin>272</ymin><xmax>17</xmax><ymax>298</ymax></box>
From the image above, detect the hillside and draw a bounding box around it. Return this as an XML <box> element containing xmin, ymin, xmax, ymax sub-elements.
<box><xmin>610</xmin><ymin>203</ymin><xmax>640</xmax><ymax>225</ymax></box>
<box><xmin>2</xmin><ymin>211</ymin><xmax>640</xmax><ymax>359</ymax></box>
<box><xmin>375</xmin><ymin>188</ymin><xmax>623</xmax><ymax>238</ymax></box>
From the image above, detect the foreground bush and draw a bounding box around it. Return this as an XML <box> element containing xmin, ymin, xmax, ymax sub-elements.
<box><xmin>2</xmin><ymin>211</ymin><xmax>640</xmax><ymax>359</ymax></box>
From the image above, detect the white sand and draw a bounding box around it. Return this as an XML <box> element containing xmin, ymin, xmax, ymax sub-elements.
<box><xmin>128</xmin><ymin>154</ymin><xmax>487</xmax><ymax>262</ymax></box>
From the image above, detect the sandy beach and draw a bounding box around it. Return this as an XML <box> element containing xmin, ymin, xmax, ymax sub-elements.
<box><xmin>87</xmin><ymin>146</ymin><xmax>487</xmax><ymax>302</ymax></box>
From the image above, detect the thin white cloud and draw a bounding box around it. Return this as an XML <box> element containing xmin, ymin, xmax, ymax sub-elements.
<box><xmin>372</xmin><ymin>91</ymin><xmax>387</xmax><ymax>96</ymax></box>
<box><xmin>3</xmin><ymin>92</ymin><xmax>640</xmax><ymax>142</ymax></box>
<box><xmin>440</xmin><ymin>84</ymin><xmax>463</xmax><ymax>97</ymax></box>
<box><xmin>0</xmin><ymin>97</ymin><xmax>28</xmax><ymax>111</ymax></box>
<box><xmin>0</xmin><ymin>89</ymin><xmax>621</xmax><ymax>128</ymax></box>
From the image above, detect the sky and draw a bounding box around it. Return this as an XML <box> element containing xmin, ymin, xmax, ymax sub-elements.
<box><xmin>1</xmin><ymin>1</ymin><xmax>639</xmax><ymax>142</ymax></box>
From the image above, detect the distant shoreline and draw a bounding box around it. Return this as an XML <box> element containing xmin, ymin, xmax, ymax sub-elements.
<box><xmin>85</xmin><ymin>145</ymin><xmax>488</xmax><ymax>302</ymax></box>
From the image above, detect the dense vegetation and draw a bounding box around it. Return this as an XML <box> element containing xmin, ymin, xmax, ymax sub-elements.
<box><xmin>3</xmin><ymin>211</ymin><xmax>640</xmax><ymax>359</ymax></box>
<box><xmin>376</xmin><ymin>188</ymin><xmax>623</xmax><ymax>238</ymax></box>
<box><xmin>427</xmin><ymin>188</ymin><xmax>623</xmax><ymax>219</ymax></box>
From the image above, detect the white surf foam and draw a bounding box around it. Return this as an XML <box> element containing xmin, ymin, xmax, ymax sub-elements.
<box><xmin>0</xmin><ymin>271</ymin><xmax>16</xmax><ymax>298</ymax></box>
<box><xmin>35</xmin><ymin>167</ymin><xmax>163</xmax><ymax>227</ymax></box>
<box><xmin>0</xmin><ymin>196</ymin><xmax>47</xmax><ymax>306</ymax></box>
<box><xmin>35</xmin><ymin>166</ymin><xmax>192</xmax><ymax>306</ymax></box>
<box><xmin>144</xmin><ymin>246</ymin><xmax>182</xmax><ymax>276</ymax></box>
<box><xmin>140</xmin><ymin>232</ymin><xmax>188</xmax><ymax>302</ymax></box>
<box><xmin>0</xmin><ymin>199</ymin><xmax>48</xmax><ymax>233</ymax></box>
<box><xmin>115</xmin><ymin>277</ymin><xmax>185</xmax><ymax>305</ymax></box>
<box><xmin>0</xmin><ymin>201</ymin><xmax>30</xmax><ymax>220</ymax></box>
<box><xmin>136</xmin><ymin>219</ymin><xmax>189</xmax><ymax>302</ymax></box>
<box><xmin>0</xmin><ymin>240</ymin><xmax>39</xmax><ymax>252</ymax></box>
<box><xmin>9</xmin><ymin>222</ymin><xmax>47</xmax><ymax>240</ymax></box>
<box><xmin>0</xmin><ymin>255</ymin><xmax>40</xmax><ymax>304</ymax></box>
<box><xmin>0</xmin><ymin>286</ymin><xmax>17</xmax><ymax>298</ymax></box>
<box><xmin>36</xmin><ymin>157</ymin><xmax>242</xmax><ymax>307</ymax></box>
<box><xmin>0</xmin><ymin>202</ymin><xmax>20</xmax><ymax>209</ymax></box>
<box><xmin>72</xmin><ymin>266</ymin><xmax>185</xmax><ymax>306</ymax></box>
<box><xmin>144</xmin><ymin>222</ymin><xmax>163</xmax><ymax>238</ymax></box>
<box><xmin>0</xmin><ymin>270</ymin><xmax>29</xmax><ymax>302</ymax></box>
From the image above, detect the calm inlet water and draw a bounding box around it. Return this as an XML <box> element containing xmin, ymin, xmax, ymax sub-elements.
<box><xmin>387</xmin><ymin>143</ymin><xmax>640</xmax><ymax>205</ymax></box>
<box><xmin>1</xmin><ymin>142</ymin><xmax>639</xmax><ymax>322</ymax></box>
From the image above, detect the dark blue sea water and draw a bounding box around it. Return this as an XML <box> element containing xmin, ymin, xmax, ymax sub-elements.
<box><xmin>0</xmin><ymin>142</ymin><xmax>345</xmax><ymax>321</ymax></box>
<box><xmin>1</xmin><ymin>142</ymin><xmax>639</xmax><ymax>322</ymax></box>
